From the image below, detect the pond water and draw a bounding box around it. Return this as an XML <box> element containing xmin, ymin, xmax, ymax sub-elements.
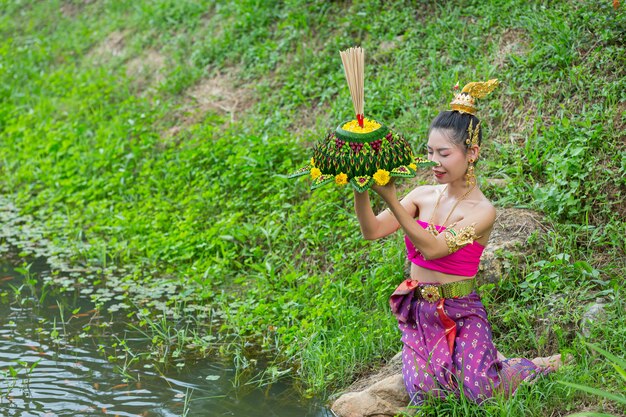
<box><xmin>0</xmin><ymin>259</ymin><xmax>332</xmax><ymax>417</ymax></box>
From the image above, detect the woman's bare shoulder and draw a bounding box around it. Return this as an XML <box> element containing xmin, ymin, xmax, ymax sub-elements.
<box><xmin>472</xmin><ymin>197</ymin><xmax>497</xmax><ymax>224</ymax></box>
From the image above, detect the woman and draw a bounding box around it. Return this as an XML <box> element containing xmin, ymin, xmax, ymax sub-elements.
<box><xmin>353</xmin><ymin>80</ymin><xmax>561</xmax><ymax>405</ymax></box>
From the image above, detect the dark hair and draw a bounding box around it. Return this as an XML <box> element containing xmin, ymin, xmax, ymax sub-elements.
<box><xmin>429</xmin><ymin>109</ymin><xmax>482</xmax><ymax>151</ymax></box>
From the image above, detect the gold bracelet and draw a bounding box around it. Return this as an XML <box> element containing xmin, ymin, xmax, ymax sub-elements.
<box><xmin>444</xmin><ymin>224</ymin><xmax>480</xmax><ymax>254</ymax></box>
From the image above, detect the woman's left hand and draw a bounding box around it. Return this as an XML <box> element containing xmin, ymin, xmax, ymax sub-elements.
<box><xmin>371</xmin><ymin>180</ymin><xmax>397</xmax><ymax>202</ymax></box>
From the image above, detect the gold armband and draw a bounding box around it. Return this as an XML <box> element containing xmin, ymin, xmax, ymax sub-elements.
<box><xmin>444</xmin><ymin>224</ymin><xmax>481</xmax><ymax>254</ymax></box>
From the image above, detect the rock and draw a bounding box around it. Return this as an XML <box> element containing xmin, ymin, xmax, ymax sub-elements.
<box><xmin>331</xmin><ymin>374</ymin><xmax>413</xmax><ymax>417</ymax></box>
<box><xmin>368</xmin><ymin>374</ymin><xmax>412</xmax><ymax>410</ymax></box>
<box><xmin>580</xmin><ymin>298</ymin><xmax>608</xmax><ymax>338</ymax></box>
<box><xmin>477</xmin><ymin>208</ymin><xmax>546</xmax><ymax>284</ymax></box>
<box><xmin>330</xmin><ymin>353</ymin><xmax>414</xmax><ymax>417</ymax></box>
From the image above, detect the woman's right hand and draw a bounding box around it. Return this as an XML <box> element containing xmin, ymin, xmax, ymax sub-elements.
<box><xmin>371</xmin><ymin>179</ymin><xmax>397</xmax><ymax>203</ymax></box>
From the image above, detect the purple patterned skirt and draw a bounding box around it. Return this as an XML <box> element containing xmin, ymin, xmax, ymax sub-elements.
<box><xmin>390</xmin><ymin>279</ymin><xmax>551</xmax><ymax>405</ymax></box>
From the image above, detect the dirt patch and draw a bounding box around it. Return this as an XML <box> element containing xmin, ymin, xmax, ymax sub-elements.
<box><xmin>186</xmin><ymin>73</ymin><xmax>252</xmax><ymax>121</ymax></box>
<box><xmin>88</xmin><ymin>30</ymin><xmax>127</xmax><ymax>62</ymax></box>
<box><xmin>125</xmin><ymin>50</ymin><xmax>166</xmax><ymax>92</ymax></box>
<box><xmin>162</xmin><ymin>72</ymin><xmax>254</xmax><ymax>140</ymax></box>
<box><xmin>494</xmin><ymin>28</ymin><xmax>530</xmax><ymax>69</ymax></box>
<box><xmin>490</xmin><ymin>29</ymin><xmax>536</xmax><ymax>142</ymax></box>
<box><xmin>60</xmin><ymin>0</ymin><xmax>95</xmax><ymax>17</ymax></box>
<box><xmin>60</xmin><ymin>3</ymin><xmax>80</xmax><ymax>18</ymax></box>
<box><xmin>496</xmin><ymin>92</ymin><xmax>540</xmax><ymax>144</ymax></box>
<box><xmin>88</xmin><ymin>32</ymin><xmax>167</xmax><ymax>94</ymax></box>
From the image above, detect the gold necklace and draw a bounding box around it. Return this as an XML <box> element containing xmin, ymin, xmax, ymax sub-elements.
<box><xmin>426</xmin><ymin>184</ymin><xmax>476</xmax><ymax>236</ymax></box>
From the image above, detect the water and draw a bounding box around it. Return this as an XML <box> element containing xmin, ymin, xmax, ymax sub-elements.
<box><xmin>0</xmin><ymin>259</ymin><xmax>332</xmax><ymax>417</ymax></box>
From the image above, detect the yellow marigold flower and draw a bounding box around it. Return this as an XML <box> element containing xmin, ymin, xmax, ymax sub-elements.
<box><xmin>373</xmin><ymin>169</ymin><xmax>390</xmax><ymax>186</ymax></box>
<box><xmin>310</xmin><ymin>167</ymin><xmax>322</xmax><ymax>179</ymax></box>
<box><xmin>341</xmin><ymin>118</ymin><xmax>382</xmax><ymax>133</ymax></box>
<box><xmin>409</xmin><ymin>163</ymin><xmax>417</xmax><ymax>170</ymax></box>
<box><xmin>335</xmin><ymin>172</ymin><xmax>348</xmax><ymax>186</ymax></box>
<box><xmin>310</xmin><ymin>157</ymin><xmax>315</xmax><ymax>167</ymax></box>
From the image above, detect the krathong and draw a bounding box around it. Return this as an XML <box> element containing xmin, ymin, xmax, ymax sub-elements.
<box><xmin>288</xmin><ymin>47</ymin><xmax>436</xmax><ymax>192</ymax></box>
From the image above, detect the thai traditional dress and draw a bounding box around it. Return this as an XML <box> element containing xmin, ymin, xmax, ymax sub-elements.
<box><xmin>393</xmin><ymin>220</ymin><xmax>550</xmax><ymax>405</ymax></box>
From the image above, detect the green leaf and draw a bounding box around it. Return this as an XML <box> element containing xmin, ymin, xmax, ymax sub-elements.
<box><xmin>585</xmin><ymin>342</ymin><xmax>626</xmax><ymax>370</ymax></box>
<box><xmin>612</xmin><ymin>363</ymin><xmax>626</xmax><ymax>384</ymax></box>
<box><xmin>559</xmin><ymin>381</ymin><xmax>626</xmax><ymax>406</ymax></box>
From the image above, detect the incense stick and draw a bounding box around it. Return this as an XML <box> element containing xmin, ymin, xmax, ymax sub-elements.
<box><xmin>340</xmin><ymin>47</ymin><xmax>364</xmax><ymax>126</ymax></box>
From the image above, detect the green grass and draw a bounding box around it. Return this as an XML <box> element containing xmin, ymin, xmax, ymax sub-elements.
<box><xmin>0</xmin><ymin>0</ymin><xmax>625</xmax><ymax>415</ymax></box>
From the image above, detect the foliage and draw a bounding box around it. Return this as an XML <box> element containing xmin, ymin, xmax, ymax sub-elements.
<box><xmin>0</xmin><ymin>0</ymin><xmax>625</xmax><ymax>415</ymax></box>
<box><xmin>559</xmin><ymin>342</ymin><xmax>626</xmax><ymax>417</ymax></box>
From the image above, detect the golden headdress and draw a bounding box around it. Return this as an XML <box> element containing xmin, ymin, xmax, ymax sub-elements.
<box><xmin>450</xmin><ymin>79</ymin><xmax>500</xmax><ymax>116</ymax></box>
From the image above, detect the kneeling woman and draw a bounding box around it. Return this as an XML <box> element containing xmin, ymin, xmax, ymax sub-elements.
<box><xmin>353</xmin><ymin>80</ymin><xmax>560</xmax><ymax>405</ymax></box>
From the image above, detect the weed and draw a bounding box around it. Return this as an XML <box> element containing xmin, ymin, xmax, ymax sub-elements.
<box><xmin>0</xmin><ymin>1</ymin><xmax>624</xmax><ymax>415</ymax></box>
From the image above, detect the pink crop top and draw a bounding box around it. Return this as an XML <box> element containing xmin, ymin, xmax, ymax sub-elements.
<box><xmin>404</xmin><ymin>220</ymin><xmax>485</xmax><ymax>277</ymax></box>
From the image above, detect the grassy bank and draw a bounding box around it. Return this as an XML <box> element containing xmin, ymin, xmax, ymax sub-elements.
<box><xmin>1</xmin><ymin>0</ymin><xmax>624</xmax><ymax>415</ymax></box>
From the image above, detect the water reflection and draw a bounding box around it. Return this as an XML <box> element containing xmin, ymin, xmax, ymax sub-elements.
<box><xmin>0</xmin><ymin>261</ymin><xmax>332</xmax><ymax>417</ymax></box>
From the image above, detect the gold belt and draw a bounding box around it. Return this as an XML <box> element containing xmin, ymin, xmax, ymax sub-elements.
<box><xmin>417</xmin><ymin>279</ymin><xmax>476</xmax><ymax>303</ymax></box>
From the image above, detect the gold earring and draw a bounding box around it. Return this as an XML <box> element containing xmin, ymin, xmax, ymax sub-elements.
<box><xmin>466</xmin><ymin>159</ymin><xmax>476</xmax><ymax>186</ymax></box>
